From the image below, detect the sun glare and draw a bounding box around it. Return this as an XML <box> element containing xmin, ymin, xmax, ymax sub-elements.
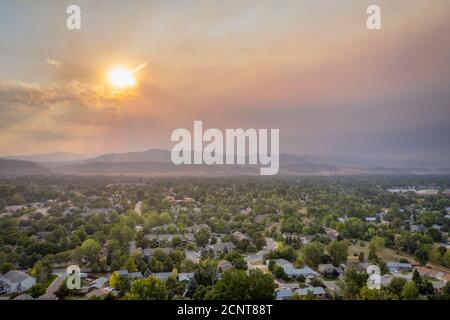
<box><xmin>108</xmin><ymin>66</ymin><xmax>137</xmax><ymax>89</ymax></box>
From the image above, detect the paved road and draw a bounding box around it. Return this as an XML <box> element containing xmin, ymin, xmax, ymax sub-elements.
<box><xmin>245</xmin><ymin>237</ymin><xmax>278</xmax><ymax>264</ymax></box>
<box><xmin>134</xmin><ymin>201</ymin><xmax>142</xmax><ymax>216</ymax></box>
<box><xmin>39</xmin><ymin>274</ymin><xmax>67</xmax><ymax>300</ymax></box>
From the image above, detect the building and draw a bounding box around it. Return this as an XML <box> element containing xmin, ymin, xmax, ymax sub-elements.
<box><xmin>232</xmin><ymin>231</ymin><xmax>249</xmax><ymax>242</ymax></box>
<box><xmin>145</xmin><ymin>234</ymin><xmax>195</xmax><ymax>246</ymax></box>
<box><xmin>276</xmin><ymin>288</ymin><xmax>293</xmax><ymax>300</ymax></box>
<box><xmin>218</xmin><ymin>260</ymin><xmax>233</xmax><ymax>273</ymax></box>
<box><xmin>88</xmin><ymin>277</ymin><xmax>109</xmax><ymax>291</ymax></box>
<box><xmin>269</xmin><ymin>259</ymin><xmax>319</xmax><ymax>279</ymax></box>
<box><xmin>414</xmin><ymin>266</ymin><xmax>450</xmax><ymax>283</ymax></box>
<box><xmin>151</xmin><ymin>272</ymin><xmax>172</xmax><ymax>281</ymax></box>
<box><xmin>178</xmin><ymin>272</ymin><xmax>194</xmax><ymax>282</ymax></box>
<box><xmin>325</xmin><ymin>228</ymin><xmax>340</xmax><ymax>240</ymax></box>
<box><xmin>142</xmin><ymin>247</ymin><xmax>173</xmax><ymax>259</ymax></box>
<box><xmin>318</xmin><ymin>264</ymin><xmax>344</xmax><ymax>277</ymax></box>
<box><xmin>295</xmin><ymin>287</ymin><xmax>327</xmax><ymax>298</ymax></box>
<box><xmin>184</xmin><ymin>250</ymin><xmax>201</xmax><ymax>263</ymax></box>
<box><xmin>206</xmin><ymin>242</ymin><xmax>237</xmax><ymax>255</ymax></box>
<box><xmin>0</xmin><ymin>270</ymin><xmax>36</xmax><ymax>294</ymax></box>
<box><xmin>386</xmin><ymin>262</ymin><xmax>412</xmax><ymax>273</ymax></box>
<box><xmin>410</xmin><ymin>224</ymin><xmax>426</xmax><ymax>233</ymax></box>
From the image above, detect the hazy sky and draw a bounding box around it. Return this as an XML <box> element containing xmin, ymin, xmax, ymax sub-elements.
<box><xmin>0</xmin><ymin>0</ymin><xmax>449</xmax><ymax>163</ymax></box>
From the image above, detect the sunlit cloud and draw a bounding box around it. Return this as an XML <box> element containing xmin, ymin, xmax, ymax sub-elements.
<box><xmin>46</xmin><ymin>58</ymin><xmax>62</xmax><ymax>70</ymax></box>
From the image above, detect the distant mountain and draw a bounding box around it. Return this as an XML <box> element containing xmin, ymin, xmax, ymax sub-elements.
<box><xmin>85</xmin><ymin>149</ymin><xmax>171</xmax><ymax>163</ymax></box>
<box><xmin>1</xmin><ymin>148</ymin><xmax>448</xmax><ymax>176</ymax></box>
<box><xmin>0</xmin><ymin>159</ymin><xmax>51</xmax><ymax>176</ymax></box>
<box><xmin>53</xmin><ymin>161</ymin><xmax>261</xmax><ymax>176</ymax></box>
<box><xmin>5</xmin><ymin>152</ymin><xmax>92</xmax><ymax>163</ymax></box>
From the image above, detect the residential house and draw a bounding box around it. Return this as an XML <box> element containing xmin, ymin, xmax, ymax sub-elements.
<box><xmin>145</xmin><ymin>233</ymin><xmax>195</xmax><ymax>247</ymax></box>
<box><xmin>276</xmin><ymin>288</ymin><xmax>293</xmax><ymax>300</ymax></box>
<box><xmin>184</xmin><ymin>250</ymin><xmax>201</xmax><ymax>263</ymax></box>
<box><xmin>5</xmin><ymin>205</ymin><xmax>26</xmax><ymax>213</ymax></box>
<box><xmin>206</xmin><ymin>242</ymin><xmax>236</xmax><ymax>255</ymax></box>
<box><xmin>142</xmin><ymin>248</ymin><xmax>173</xmax><ymax>260</ymax></box>
<box><xmin>0</xmin><ymin>270</ymin><xmax>36</xmax><ymax>294</ymax></box>
<box><xmin>295</xmin><ymin>287</ymin><xmax>327</xmax><ymax>298</ymax></box>
<box><xmin>218</xmin><ymin>260</ymin><xmax>233</xmax><ymax>273</ymax></box>
<box><xmin>186</xmin><ymin>224</ymin><xmax>211</xmax><ymax>233</ymax></box>
<box><xmin>414</xmin><ymin>266</ymin><xmax>450</xmax><ymax>283</ymax></box>
<box><xmin>128</xmin><ymin>272</ymin><xmax>143</xmax><ymax>279</ymax></box>
<box><xmin>410</xmin><ymin>224</ymin><xmax>426</xmax><ymax>233</ymax></box>
<box><xmin>151</xmin><ymin>272</ymin><xmax>172</xmax><ymax>281</ymax></box>
<box><xmin>318</xmin><ymin>264</ymin><xmax>344</xmax><ymax>277</ymax></box>
<box><xmin>269</xmin><ymin>259</ymin><xmax>318</xmax><ymax>279</ymax></box>
<box><xmin>178</xmin><ymin>272</ymin><xmax>194</xmax><ymax>283</ymax></box>
<box><xmin>113</xmin><ymin>270</ymin><xmax>143</xmax><ymax>280</ymax></box>
<box><xmin>387</xmin><ymin>262</ymin><xmax>412</xmax><ymax>273</ymax></box>
<box><xmin>325</xmin><ymin>228</ymin><xmax>340</xmax><ymax>240</ymax></box>
<box><xmin>232</xmin><ymin>231</ymin><xmax>250</xmax><ymax>242</ymax></box>
<box><xmin>88</xmin><ymin>277</ymin><xmax>109</xmax><ymax>291</ymax></box>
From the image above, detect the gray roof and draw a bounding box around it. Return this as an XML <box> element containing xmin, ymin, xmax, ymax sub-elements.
<box><xmin>143</xmin><ymin>247</ymin><xmax>173</xmax><ymax>257</ymax></box>
<box><xmin>128</xmin><ymin>272</ymin><xmax>143</xmax><ymax>279</ymax></box>
<box><xmin>295</xmin><ymin>287</ymin><xmax>326</xmax><ymax>296</ymax></box>
<box><xmin>178</xmin><ymin>272</ymin><xmax>194</xmax><ymax>282</ymax></box>
<box><xmin>269</xmin><ymin>259</ymin><xmax>291</xmax><ymax>266</ymax></box>
<box><xmin>208</xmin><ymin>242</ymin><xmax>236</xmax><ymax>252</ymax></box>
<box><xmin>115</xmin><ymin>270</ymin><xmax>129</xmax><ymax>276</ymax></box>
<box><xmin>283</xmin><ymin>265</ymin><xmax>319</xmax><ymax>277</ymax></box>
<box><xmin>14</xmin><ymin>294</ymin><xmax>34</xmax><ymax>300</ymax></box>
<box><xmin>151</xmin><ymin>272</ymin><xmax>172</xmax><ymax>281</ymax></box>
<box><xmin>387</xmin><ymin>262</ymin><xmax>412</xmax><ymax>270</ymax></box>
<box><xmin>4</xmin><ymin>270</ymin><xmax>34</xmax><ymax>283</ymax></box>
<box><xmin>89</xmin><ymin>277</ymin><xmax>108</xmax><ymax>289</ymax></box>
<box><xmin>276</xmin><ymin>288</ymin><xmax>293</xmax><ymax>300</ymax></box>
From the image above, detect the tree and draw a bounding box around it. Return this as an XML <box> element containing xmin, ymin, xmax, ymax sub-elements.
<box><xmin>109</xmin><ymin>224</ymin><xmax>135</xmax><ymax>248</ymax></box>
<box><xmin>123</xmin><ymin>257</ymin><xmax>138</xmax><ymax>273</ymax></box>
<box><xmin>126</xmin><ymin>276</ymin><xmax>168</xmax><ymax>300</ymax></box>
<box><xmin>247</xmin><ymin>269</ymin><xmax>276</xmax><ymax>300</ymax></box>
<box><xmin>343</xmin><ymin>218</ymin><xmax>364</xmax><ymax>238</ymax></box>
<box><xmin>415</xmin><ymin>245</ymin><xmax>430</xmax><ymax>266</ymax></box>
<box><xmin>0</xmin><ymin>262</ymin><xmax>14</xmax><ymax>274</ymax></box>
<box><xmin>401</xmin><ymin>281</ymin><xmax>419</xmax><ymax>300</ymax></box>
<box><xmin>31</xmin><ymin>260</ymin><xmax>53</xmax><ymax>283</ymax></box>
<box><xmin>388</xmin><ymin>277</ymin><xmax>407</xmax><ymax>297</ymax></box>
<box><xmin>207</xmin><ymin>269</ymin><xmax>249</xmax><ymax>300</ymax></box>
<box><xmin>358</xmin><ymin>252</ymin><xmax>365</xmax><ymax>263</ymax></box>
<box><xmin>327</xmin><ymin>241</ymin><xmax>348</xmax><ymax>267</ymax></box>
<box><xmin>166</xmin><ymin>274</ymin><xmax>185</xmax><ymax>299</ymax></box>
<box><xmin>442</xmin><ymin>251</ymin><xmax>450</xmax><ymax>268</ymax></box>
<box><xmin>29</xmin><ymin>283</ymin><xmax>46</xmax><ymax>298</ymax></box>
<box><xmin>302</xmin><ymin>242</ymin><xmax>324</xmax><ymax>269</ymax></box>
<box><xmin>231</xmin><ymin>258</ymin><xmax>247</xmax><ymax>270</ymax></box>
<box><xmin>358</xmin><ymin>287</ymin><xmax>397</xmax><ymax>300</ymax></box>
<box><xmin>368</xmin><ymin>236</ymin><xmax>384</xmax><ymax>262</ymax></box>
<box><xmin>338</xmin><ymin>266</ymin><xmax>368</xmax><ymax>299</ymax></box>
<box><xmin>429</xmin><ymin>246</ymin><xmax>446</xmax><ymax>265</ymax></box>
<box><xmin>273</xmin><ymin>265</ymin><xmax>285</xmax><ymax>279</ymax></box>
<box><xmin>194</xmin><ymin>259</ymin><xmax>218</xmax><ymax>287</ymax></box>
<box><xmin>109</xmin><ymin>271</ymin><xmax>120</xmax><ymax>289</ymax></box>
<box><xmin>195</xmin><ymin>229</ymin><xmax>210</xmax><ymax>247</ymax></box>
<box><xmin>78</xmin><ymin>239</ymin><xmax>101</xmax><ymax>266</ymax></box>
<box><xmin>193</xmin><ymin>284</ymin><xmax>211</xmax><ymax>300</ymax></box>
<box><xmin>109</xmin><ymin>271</ymin><xmax>130</xmax><ymax>297</ymax></box>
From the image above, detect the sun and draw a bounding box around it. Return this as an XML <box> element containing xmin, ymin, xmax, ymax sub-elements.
<box><xmin>108</xmin><ymin>66</ymin><xmax>137</xmax><ymax>89</ymax></box>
